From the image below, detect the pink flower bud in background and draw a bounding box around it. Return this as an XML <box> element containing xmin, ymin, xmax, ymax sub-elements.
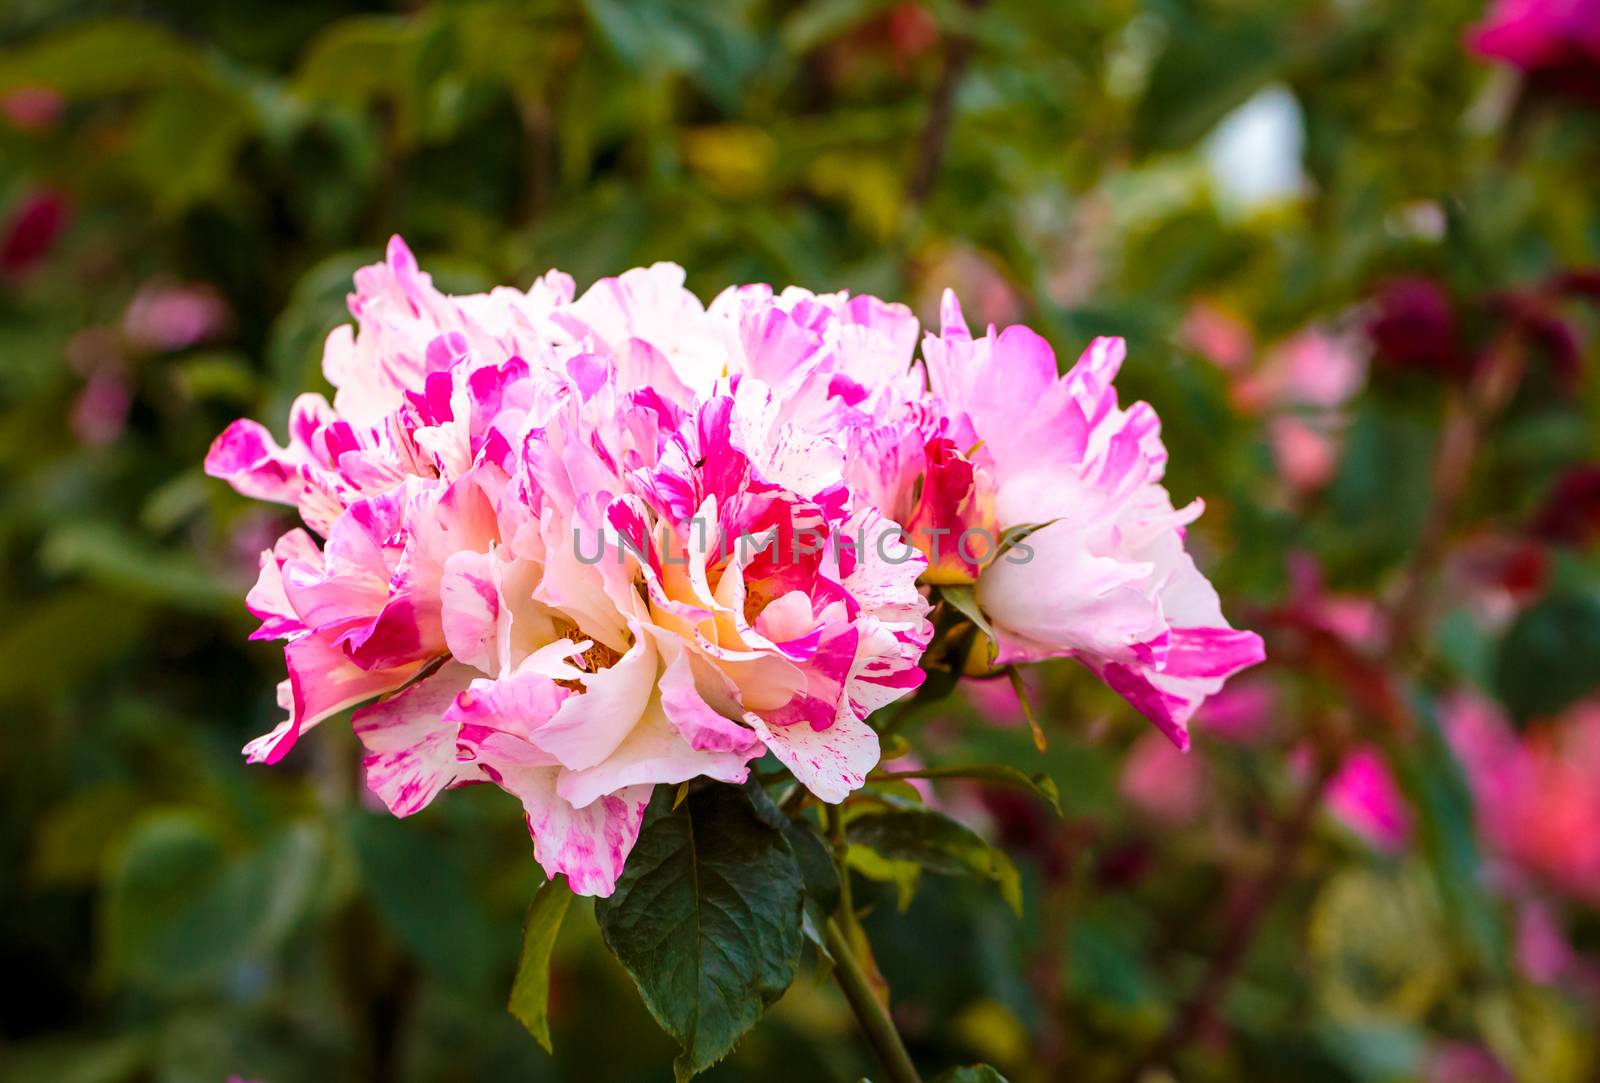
<box><xmin>915</xmin><ymin>246</ymin><xmax>1022</xmax><ymax>331</ymax></box>
<box><xmin>1424</xmin><ymin>1042</ymin><xmax>1513</xmax><ymax>1083</ymax></box>
<box><xmin>1181</xmin><ymin>300</ymin><xmax>1255</xmax><ymax>372</ymax></box>
<box><xmin>1447</xmin><ymin>694</ymin><xmax>1600</xmax><ymax>905</ymax></box>
<box><xmin>1234</xmin><ymin>327</ymin><xmax>1366</xmax><ymax>415</ymax></box>
<box><xmin>0</xmin><ymin>86</ymin><xmax>65</xmax><ymax>132</ymax></box>
<box><xmin>123</xmin><ymin>279</ymin><xmax>231</xmax><ymax>353</ymax></box>
<box><xmin>1</xmin><ymin>187</ymin><xmax>69</xmax><ymax>276</ymax></box>
<box><xmin>1322</xmin><ymin>745</ymin><xmax>1410</xmax><ymax>853</ymax></box>
<box><xmin>1120</xmin><ymin>731</ymin><xmax>1208</xmax><ymax>823</ymax></box>
<box><xmin>1192</xmin><ymin>677</ymin><xmax>1276</xmax><ymax>744</ymax></box>
<box><xmin>70</xmin><ymin>368</ymin><xmax>132</xmax><ymax>447</ymax></box>
<box><xmin>1514</xmin><ymin>895</ymin><xmax>1577</xmax><ymax>984</ymax></box>
<box><xmin>1270</xmin><ymin>415</ymin><xmax>1340</xmax><ymax>492</ymax></box>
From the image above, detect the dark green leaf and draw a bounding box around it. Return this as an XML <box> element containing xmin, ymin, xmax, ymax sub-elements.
<box><xmin>1391</xmin><ymin>703</ymin><xmax>1505</xmax><ymax>974</ymax></box>
<box><xmin>507</xmin><ymin>875</ymin><xmax>574</xmax><ymax>1053</ymax></box>
<box><xmin>1492</xmin><ymin>591</ymin><xmax>1600</xmax><ymax>722</ymax></box>
<box><xmin>344</xmin><ymin>812</ymin><xmax>499</xmax><ymax>993</ymax></box>
<box><xmin>745</xmin><ymin>782</ymin><xmax>840</xmax><ymax>919</ymax></box>
<box><xmin>0</xmin><ymin>20</ymin><xmax>204</xmax><ymax>97</ymax></box>
<box><xmin>846</xmin><ymin>807</ymin><xmax>1022</xmax><ymax>914</ymax></box>
<box><xmin>104</xmin><ymin>813</ymin><xmax>324</xmax><ymax>993</ymax></box>
<box><xmin>595</xmin><ymin>784</ymin><xmax>805</xmax><ymax>1081</ymax></box>
<box><xmin>939</xmin><ymin>584</ymin><xmax>994</xmax><ymax>643</ymax></box>
<box><xmin>870</xmin><ymin>763</ymin><xmax>1060</xmax><ymax>816</ymax></box>
<box><xmin>1133</xmin><ymin>14</ymin><xmax>1280</xmax><ymax>154</ymax></box>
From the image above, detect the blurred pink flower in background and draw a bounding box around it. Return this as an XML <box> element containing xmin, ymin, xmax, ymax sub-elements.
<box><xmin>1444</xmin><ymin>533</ymin><xmax>1550</xmax><ymax>629</ymax></box>
<box><xmin>1235</xmin><ymin>327</ymin><xmax>1367</xmax><ymax>414</ymax></box>
<box><xmin>959</xmin><ymin>673</ymin><xmax>1040</xmax><ymax>729</ymax></box>
<box><xmin>1321</xmin><ymin>744</ymin><xmax>1410</xmax><ymax>852</ymax></box>
<box><xmin>1447</xmin><ymin>693</ymin><xmax>1600</xmax><ymax>905</ymax></box>
<box><xmin>1120</xmin><ymin>730</ymin><xmax>1208</xmax><ymax>823</ymax></box>
<box><xmin>1515</xmin><ymin>895</ymin><xmax>1578</xmax><ymax>984</ymax></box>
<box><xmin>1284</xmin><ymin>552</ymin><xmax>1388</xmax><ymax>649</ymax></box>
<box><xmin>123</xmin><ymin>279</ymin><xmax>231</xmax><ymax>352</ymax></box>
<box><xmin>1181</xmin><ymin>300</ymin><xmax>1254</xmax><ymax>372</ymax></box>
<box><xmin>1</xmin><ymin>187</ymin><xmax>69</xmax><ymax>276</ymax></box>
<box><xmin>0</xmin><ymin>86</ymin><xmax>64</xmax><ymax>132</ymax></box>
<box><xmin>70</xmin><ymin>369</ymin><xmax>133</xmax><ymax>447</ymax></box>
<box><xmin>65</xmin><ymin>326</ymin><xmax>131</xmax><ymax>447</ymax></box>
<box><xmin>1424</xmin><ymin>1042</ymin><xmax>1514</xmax><ymax>1083</ymax></box>
<box><xmin>915</xmin><ymin>246</ymin><xmax>1022</xmax><ymax>331</ymax></box>
<box><xmin>1269</xmin><ymin>415</ymin><xmax>1341</xmax><ymax>492</ymax></box>
<box><xmin>1468</xmin><ymin>0</ymin><xmax>1600</xmax><ymax>104</ymax></box>
<box><xmin>1187</xmin><ymin>314</ymin><xmax>1367</xmax><ymax>493</ymax></box>
<box><xmin>1192</xmin><ymin>676</ymin><xmax>1276</xmax><ymax>743</ymax></box>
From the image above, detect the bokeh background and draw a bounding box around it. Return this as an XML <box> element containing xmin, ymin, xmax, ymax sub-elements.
<box><xmin>3</xmin><ymin>1</ymin><xmax>1599</xmax><ymax>1080</ymax></box>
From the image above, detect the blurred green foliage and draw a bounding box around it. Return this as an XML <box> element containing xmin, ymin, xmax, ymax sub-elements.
<box><xmin>2</xmin><ymin>0</ymin><xmax>1599</xmax><ymax>1081</ymax></box>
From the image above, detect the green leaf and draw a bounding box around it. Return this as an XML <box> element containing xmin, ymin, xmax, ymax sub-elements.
<box><xmin>344</xmin><ymin>812</ymin><xmax>500</xmax><ymax>993</ymax></box>
<box><xmin>846</xmin><ymin>808</ymin><xmax>1023</xmax><ymax>915</ymax></box>
<box><xmin>939</xmin><ymin>584</ymin><xmax>995</xmax><ymax>642</ymax></box>
<box><xmin>845</xmin><ymin>842</ymin><xmax>921</xmax><ymax>912</ymax></box>
<box><xmin>1133</xmin><ymin>14</ymin><xmax>1281</xmax><ymax>154</ymax></box>
<box><xmin>595</xmin><ymin>784</ymin><xmax>804</xmax><ymax>1082</ymax></box>
<box><xmin>123</xmin><ymin>85</ymin><xmax>254</xmax><ymax>213</ymax></box>
<box><xmin>103</xmin><ymin>812</ymin><xmax>324</xmax><ymax>994</ymax></box>
<box><xmin>39</xmin><ymin>523</ymin><xmax>236</xmax><ymax>614</ymax></box>
<box><xmin>870</xmin><ymin>764</ymin><xmax>1061</xmax><ymax>816</ymax></box>
<box><xmin>1391</xmin><ymin>702</ymin><xmax>1505</xmax><ymax>973</ymax></box>
<box><xmin>931</xmin><ymin>1066</ymin><xmax>1011</xmax><ymax>1082</ymax></box>
<box><xmin>1492</xmin><ymin>591</ymin><xmax>1600</xmax><ymax>722</ymax></box>
<box><xmin>507</xmin><ymin>876</ymin><xmax>574</xmax><ymax>1054</ymax></box>
<box><xmin>1007</xmin><ymin>667</ymin><xmax>1048</xmax><ymax>753</ymax></box>
<box><xmin>0</xmin><ymin>19</ymin><xmax>204</xmax><ymax>98</ymax></box>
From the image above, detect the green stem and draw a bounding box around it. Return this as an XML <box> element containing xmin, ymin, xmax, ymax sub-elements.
<box><xmin>825</xmin><ymin>805</ymin><xmax>857</xmax><ymax>944</ymax></box>
<box><xmin>824</xmin><ymin>918</ymin><xmax>922</xmax><ymax>1083</ymax></box>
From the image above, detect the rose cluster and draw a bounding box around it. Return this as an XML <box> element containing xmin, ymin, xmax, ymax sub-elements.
<box><xmin>208</xmin><ymin>238</ymin><xmax>1262</xmax><ymax>895</ymax></box>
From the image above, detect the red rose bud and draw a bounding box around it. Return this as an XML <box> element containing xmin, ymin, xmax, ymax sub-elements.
<box><xmin>1366</xmin><ymin>277</ymin><xmax>1466</xmax><ymax>377</ymax></box>
<box><xmin>1531</xmin><ymin>464</ymin><xmax>1600</xmax><ymax>547</ymax></box>
<box><xmin>1</xmin><ymin>187</ymin><xmax>69</xmax><ymax>276</ymax></box>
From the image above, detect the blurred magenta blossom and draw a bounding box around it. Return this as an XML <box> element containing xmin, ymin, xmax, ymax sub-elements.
<box><xmin>1192</xmin><ymin>676</ymin><xmax>1276</xmax><ymax>743</ymax></box>
<box><xmin>0</xmin><ymin>86</ymin><xmax>64</xmax><ymax>131</ymax></box>
<box><xmin>1120</xmin><ymin>730</ymin><xmax>1208</xmax><ymax>823</ymax></box>
<box><xmin>1321</xmin><ymin>745</ymin><xmax>1410</xmax><ymax>852</ymax></box>
<box><xmin>1</xmin><ymin>187</ymin><xmax>68</xmax><ymax>276</ymax></box>
<box><xmin>1425</xmin><ymin>1042</ymin><xmax>1514</xmax><ymax>1083</ymax></box>
<box><xmin>70</xmin><ymin>369</ymin><xmax>133</xmax><ymax>448</ymax></box>
<box><xmin>123</xmin><ymin>279</ymin><xmax>231</xmax><ymax>353</ymax></box>
<box><xmin>1186</xmin><ymin>310</ymin><xmax>1368</xmax><ymax>492</ymax></box>
<box><xmin>1469</xmin><ymin>0</ymin><xmax>1600</xmax><ymax>104</ymax></box>
<box><xmin>1447</xmin><ymin>693</ymin><xmax>1600</xmax><ymax>905</ymax></box>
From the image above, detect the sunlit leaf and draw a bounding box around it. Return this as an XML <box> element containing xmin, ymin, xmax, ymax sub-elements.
<box><xmin>507</xmin><ymin>875</ymin><xmax>574</xmax><ymax>1054</ymax></box>
<box><xmin>846</xmin><ymin>807</ymin><xmax>1022</xmax><ymax>914</ymax></box>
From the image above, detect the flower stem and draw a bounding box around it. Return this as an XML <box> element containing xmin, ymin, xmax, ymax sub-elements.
<box><xmin>824</xmin><ymin>917</ymin><xmax>922</xmax><ymax>1083</ymax></box>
